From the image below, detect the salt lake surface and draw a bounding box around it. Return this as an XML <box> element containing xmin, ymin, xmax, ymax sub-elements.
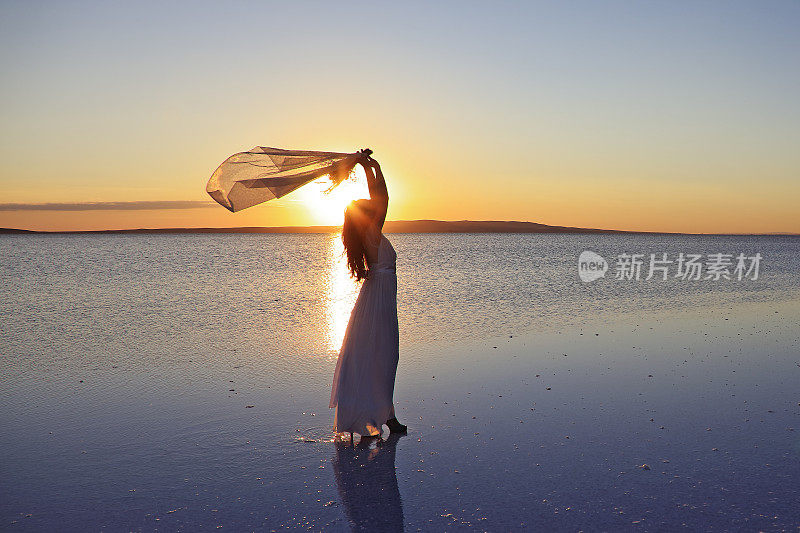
<box><xmin>1</xmin><ymin>233</ymin><xmax>799</xmax><ymax>530</ymax></box>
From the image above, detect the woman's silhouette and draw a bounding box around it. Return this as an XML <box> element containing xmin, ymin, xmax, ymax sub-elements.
<box><xmin>333</xmin><ymin>433</ymin><xmax>405</xmax><ymax>531</ymax></box>
<box><xmin>329</xmin><ymin>153</ymin><xmax>407</xmax><ymax>437</ymax></box>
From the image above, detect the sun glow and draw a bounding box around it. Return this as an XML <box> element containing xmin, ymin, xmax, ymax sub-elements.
<box><xmin>293</xmin><ymin>169</ymin><xmax>371</xmax><ymax>226</ymax></box>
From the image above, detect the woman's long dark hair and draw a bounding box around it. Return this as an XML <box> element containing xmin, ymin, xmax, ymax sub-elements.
<box><xmin>342</xmin><ymin>199</ymin><xmax>374</xmax><ymax>282</ymax></box>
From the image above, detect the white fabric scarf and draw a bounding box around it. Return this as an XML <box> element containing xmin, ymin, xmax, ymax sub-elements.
<box><xmin>207</xmin><ymin>146</ymin><xmax>366</xmax><ymax>212</ymax></box>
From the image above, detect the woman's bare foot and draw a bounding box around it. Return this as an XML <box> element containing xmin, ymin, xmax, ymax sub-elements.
<box><xmin>386</xmin><ymin>417</ymin><xmax>407</xmax><ymax>433</ymax></box>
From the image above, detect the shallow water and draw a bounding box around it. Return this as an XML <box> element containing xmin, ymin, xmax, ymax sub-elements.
<box><xmin>1</xmin><ymin>233</ymin><xmax>799</xmax><ymax>530</ymax></box>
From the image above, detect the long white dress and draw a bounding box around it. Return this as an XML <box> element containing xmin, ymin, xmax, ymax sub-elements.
<box><xmin>329</xmin><ymin>231</ymin><xmax>399</xmax><ymax>437</ymax></box>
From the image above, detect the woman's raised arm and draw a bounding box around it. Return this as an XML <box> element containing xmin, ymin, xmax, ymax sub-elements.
<box><xmin>363</xmin><ymin>158</ymin><xmax>388</xmax><ymax>230</ymax></box>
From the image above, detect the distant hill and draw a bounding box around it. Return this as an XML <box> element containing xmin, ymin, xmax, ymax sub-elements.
<box><xmin>384</xmin><ymin>220</ymin><xmax>638</xmax><ymax>234</ymax></box>
<box><xmin>1</xmin><ymin>220</ymin><xmax>797</xmax><ymax>235</ymax></box>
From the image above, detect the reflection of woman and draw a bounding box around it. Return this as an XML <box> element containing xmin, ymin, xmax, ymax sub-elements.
<box><xmin>329</xmin><ymin>154</ymin><xmax>407</xmax><ymax>437</ymax></box>
<box><xmin>333</xmin><ymin>434</ymin><xmax>405</xmax><ymax>531</ymax></box>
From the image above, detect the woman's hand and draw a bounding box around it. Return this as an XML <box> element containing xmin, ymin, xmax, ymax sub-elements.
<box><xmin>358</xmin><ymin>148</ymin><xmax>373</xmax><ymax>164</ymax></box>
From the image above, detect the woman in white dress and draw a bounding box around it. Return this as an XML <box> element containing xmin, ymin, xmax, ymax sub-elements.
<box><xmin>329</xmin><ymin>155</ymin><xmax>407</xmax><ymax>438</ymax></box>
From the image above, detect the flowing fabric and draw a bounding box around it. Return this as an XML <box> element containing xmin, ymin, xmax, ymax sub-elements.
<box><xmin>206</xmin><ymin>147</ymin><xmax>364</xmax><ymax>212</ymax></box>
<box><xmin>330</xmin><ymin>231</ymin><xmax>399</xmax><ymax>437</ymax></box>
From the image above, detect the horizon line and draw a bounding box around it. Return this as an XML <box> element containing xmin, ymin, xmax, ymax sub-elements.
<box><xmin>2</xmin><ymin>219</ymin><xmax>798</xmax><ymax>236</ymax></box>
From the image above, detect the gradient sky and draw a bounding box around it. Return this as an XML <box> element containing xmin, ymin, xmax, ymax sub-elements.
<box><xmin>1</xmin><ymin>1</ymin><xmax>798</xmax><ymax>232</ymax></box>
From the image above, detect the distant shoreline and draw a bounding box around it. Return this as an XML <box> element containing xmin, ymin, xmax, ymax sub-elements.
<box><xmin>1</xmin><ymin>220</ymin><xmax>797</xmax><ymax>236</ymax></box>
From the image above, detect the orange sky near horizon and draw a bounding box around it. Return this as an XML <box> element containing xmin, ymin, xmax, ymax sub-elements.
<box><xmin>2</xmin><ymin>139</ymin><xmax>798</xmax><ymax>233</ymax></box>
<box><xmin>1</xmin><ymin>2</ymin><xmax>798</xmax><ymax>234</ymax></box>
<box><xmin>3</xmin><ymin>164</ymin><xmax>798</xmax><ymax>234</ymax></box>
<box><xmin>2</xmin><ymin>140</ymin><xmax>799</xmax><ymax>233</ymax></box>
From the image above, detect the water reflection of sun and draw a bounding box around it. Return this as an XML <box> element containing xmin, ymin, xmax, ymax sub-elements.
<box><xmin>324</xmin><ymin>233</ymin><xmax>360</xmax><ymax>356</ymax></box>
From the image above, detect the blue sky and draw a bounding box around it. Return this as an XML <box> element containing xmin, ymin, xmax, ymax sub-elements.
<box><xmin>1</xmin><ymin>1</ymin><xmax>798</xmax><ymax>231</ymax></box>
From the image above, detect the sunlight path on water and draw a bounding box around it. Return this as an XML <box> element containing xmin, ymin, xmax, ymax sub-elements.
<box><xmin>323</xmin><ymin>233</ymin><xmax>359</xmax><ymax>357</ymax></box>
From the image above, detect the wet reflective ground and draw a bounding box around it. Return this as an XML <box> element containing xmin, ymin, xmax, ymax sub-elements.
<box><xmin>1</xmin><ymin>234</ymin><xmax>798</xmax><ymax>530</ymax></box>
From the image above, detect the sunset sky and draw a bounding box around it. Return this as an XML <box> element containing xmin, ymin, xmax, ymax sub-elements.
<box><xmin>1</xmin><ymin>1</ymin><xmax>798</xmax><ymax>233</ymax></box>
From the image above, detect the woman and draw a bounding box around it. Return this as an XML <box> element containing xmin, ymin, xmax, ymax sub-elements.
<box><xmin>329</xmin><ymin>154</ymin><xmax>407</xmax><ymax>438</ymax></box>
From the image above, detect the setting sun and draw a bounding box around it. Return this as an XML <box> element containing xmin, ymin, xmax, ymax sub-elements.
<box><xmin>293</xmin><ymin>167</ymin><xmax>372</xmax><ymax>225</ymax></box>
